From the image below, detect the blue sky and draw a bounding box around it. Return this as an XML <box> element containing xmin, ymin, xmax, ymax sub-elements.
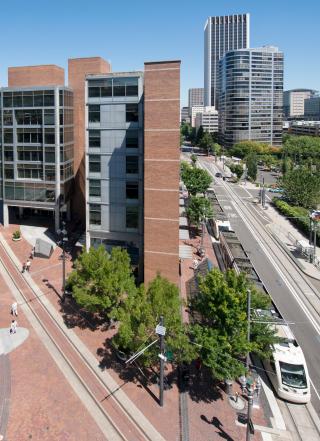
<box><xmin>1</xmin><ymin>0</ymin><xmax>319</xmax><ymax>106</ymax></box>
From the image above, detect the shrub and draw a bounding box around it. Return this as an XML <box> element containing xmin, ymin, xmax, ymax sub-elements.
<box><xmin>272</xmin><ymin>199</ymin><xmax>320</xmax><ymax>246</ymax></box>
<box><xmin>12</xmin><ymin>230</ymin><xmax>21</xmax><ymax>240</ymax></box>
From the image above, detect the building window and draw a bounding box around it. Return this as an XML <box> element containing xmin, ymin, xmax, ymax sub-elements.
<box><xmin>89</xmin><ymin>130</ymin><xmax>101</xmax><ymax>148</ymax></box>
<box><xmin>89</xmin><ymin>155</ymin><xmax>101</xmax><ymax>173</ymax></box>
<box><xmin>126</xmin><ymin>156</ymin><xmax>139</xmax><ymax>174</ymax></box>
<box><xmin>89</xmin><ymin>179</ymin><xmax>101</xmax><ymax>197</ymax></box>
<box><xmin>100</xmin><ymin>79</ymin><xmax>112</xmax><ymax>97</ymax></box>
<box><xmin>45</xmin><ymin>149</ymin><xmax>55</xmax><ymax>163</ymax></box>
<box><xmin>88</xmin><ymin>87</ymin><xmax>100</xmax><ymax>98</ymax></box>
<box><xmin>88</xmin><ymin>105</ymin><xmax>100</xmax><ymax>123</ymax></box>
<box><xmin>44</xmin><ymin>109</ymin><xmax>55</xmax><ymax>125</ymax></box>
<box><xmin>113</xmin><ymin>78</ymin><xmax>126</xmax><ymax>97</ymax></box>
<box><xmin>45</xmin><ymin>166</ymin><xmax>55</xmax><ymax>181</ymax></box>
<box><xmin>3</xmin><ymin>110</ymin><xmax>13</xmax><ymax>126</ymax></box>
<box><xmin>5</xmin><ymin>167</ymin><xmax>14</xmax><ymax>179</ymax></box>
<box><xmin>44</xmin><ymin>128</ymin><xmax>55</xmax><ymax>144</ymax></box>
<box><xmin>3</xmin><ymin>129</ymin><xmax>13</xmax><ymax>144</ymax></box>
<box><xmin>126</xmin><ymin>130</ymin><xmax>139</xmax><ymax>148</ymax></box>
<box><xmin>89</xmin><ymin>204</ymin><xmax>101</xmax><ymax>225</ymax></box>
<box><xmin>126</xmin><ymin>104</ymin><xmax>139</xmax><ymax>122</ymax></box>
<box><xmin>126</xmin><ymin>206</ymin><xmax>139</xmax><ymax>229</ymax></box>
<box><xmin>126</xmin><ymin>182</ymin><xmax>139</xmax><ymax>199</ymax></box>
<box><xmin>125</xmin><ymin>78</ymin><xmax>139</xmax><ymax>96</ymax></box>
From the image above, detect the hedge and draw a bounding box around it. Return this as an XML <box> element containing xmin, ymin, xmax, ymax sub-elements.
<box><xmin>272</xmin><ymin>198</ymin><xmax>320</xmax><ymax>246</ymax></box>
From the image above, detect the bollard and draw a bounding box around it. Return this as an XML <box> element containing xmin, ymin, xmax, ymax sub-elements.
<box><xmin>225</xmin><ymin>379</ymin><xmax>233</xmax><ymax>396</ymax></box>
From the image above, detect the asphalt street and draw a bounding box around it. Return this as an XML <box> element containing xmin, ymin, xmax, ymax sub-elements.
<box><xmin>199</xmin><ymin>157</ymin><xmax>320</xmax><ymax>416</ymax></box>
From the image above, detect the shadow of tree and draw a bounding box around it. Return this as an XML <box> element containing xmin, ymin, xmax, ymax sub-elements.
<box><xmin>59</xmin><ymin>296</ymin><xmax>106</xmax><ymax>331</ymax></box>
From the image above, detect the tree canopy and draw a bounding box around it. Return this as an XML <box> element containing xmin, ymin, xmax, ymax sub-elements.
<box><xmin>229</xmin><ymin>163</ymin><xmax>243</xmax><ymax>180</ymax></box>
<box><xmin>190</xmin><ymin>269</ymin><xmax>276</xmax><ymax>380</ymax></box>
<box><xmin>281</xmin><ymin>166</ymin><xmax>320</xmax><ymax>209</ymax></box>
<box><xmin>246</xmin><ymin>153</ymin><xmax>258</xmax><ymax>181</ymax></box>
<box><xmin>67</xmin><ymin>246</ymin><xmax>136</xmax><ymax>316</ymax></box>
<box><xmin>186</xmin><ymin>196</ymin><xmax>214</xmax><ymax>227</ymax></box>
<box><xmin>180</xmin><ymin>163</ymin><xmax>212</xmax><ymax>196</ymax></box>
<box><xmin>114</xmin><ymin>275</ymin><xmax>196</xmax><ymax>365</ymax></box>
<box><xmin>230</xmin><ymin>141</ymin><xmax>272</xmax><ymax>158</ymax></box>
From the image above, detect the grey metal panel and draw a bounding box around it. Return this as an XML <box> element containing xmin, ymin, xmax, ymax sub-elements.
<box><xmin>101</xmin><ymin>104</ymin><xmax>125</xmax><ymax>129</ymax></box>
<box><xmin>110</xmin><ymin>204</ymin><xmax>125</xmax><ymax>231</ymax></box>
<box><xmin>100</xmin><ymin>130</ymin><xmax>126</xmax><ymax>154</ymax></box>
<box><xmin>101</xmin><ymin>204</ymin><xmax>110</xmax><ymax>231</ymax></box>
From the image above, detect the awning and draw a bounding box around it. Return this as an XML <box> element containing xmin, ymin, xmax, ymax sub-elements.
<box><xmin>179</xmin><ymin>229</ymin><xmax>190</xmax><ymax>240</ymax></box>
<box><xmin>179</xmin><ymin>245</ymin><xmax>193</xmax><ymax>259</ymax></box>
<box><xmin>179</xmin><ymin>217</ymin><xmax>188</xmax><ymax>227</ymax></box>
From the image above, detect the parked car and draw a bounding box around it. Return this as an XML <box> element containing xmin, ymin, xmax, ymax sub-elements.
<box><xmin>215</xmin><ymin>172</ymin><xmax>222</xmax><ymax>178</ymax></box>
<box><xmin>269</xmin><ymin>188</ymin><xmax>283</xmax><ymax>193</ymax></box>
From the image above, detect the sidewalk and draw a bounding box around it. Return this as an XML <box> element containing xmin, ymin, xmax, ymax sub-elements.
<box><xmin>0</xmin><ymin>220</ymin><xmax>273</xmax><ymax>441</ymax></box>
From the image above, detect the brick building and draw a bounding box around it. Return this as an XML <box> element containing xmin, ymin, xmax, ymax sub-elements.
<box><xmin>0</xmin><ymin>57</ymin><xmax>180</xmax><ymax>285</ymax></box>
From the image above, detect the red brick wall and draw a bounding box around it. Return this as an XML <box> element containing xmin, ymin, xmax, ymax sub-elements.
<box><xmin>68</xmin><ymin>57</ymin><xmax>111</xmax><ymax>223</ymax></box>
<box><xmin>144</xmin><ymin>60</ymin><xmax>181</xmax><ymax>286</ymax></box>
<box><xmin>8</xmin><ymin>65</ymin><xmax>65</xmax><ymax>87</ymax></box>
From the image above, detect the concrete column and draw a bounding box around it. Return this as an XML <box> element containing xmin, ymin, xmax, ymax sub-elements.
<box><xmin>3</xmin><ymin>204</ymin><xmax>9</xmax><ymax>227</ymax></box>
<box><xmin>18</xmin><ymin>207</ymin><xmax>23</xmax><ymax>218</ymax></box>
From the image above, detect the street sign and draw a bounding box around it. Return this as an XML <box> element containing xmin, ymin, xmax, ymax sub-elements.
<box><xmin>156</xmin><ymin>324</ymin><xmax>166</xmax><ymax>336</ymax></box>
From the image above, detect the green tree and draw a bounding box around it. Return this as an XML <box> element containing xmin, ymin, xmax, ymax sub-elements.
<box><xmin>186</xmin><ymin>196</ymin><xmax>214</xmax><ymax>227</ymax></box>
<box><xmin>190</xmin><ymin>154</ymin><xmax>197</xmax><ymax>167</ymax></box>
<box><xmin>231</xmin><ymin>141</ymin><xmax>271</xmax><ymax>158</ymax></box>
<box><xmin>181</xmin><ymin>166</ymin><xmax>212</xmax><ymax>196</ymax></box>
<box><xmin>229</xmin><ymin>163</ymin><xmax>243</xmax><ymax>181</ymax></box>
<box><xmin>114</xmin><ymin>275</ymin><xmax>197</xmax><ymax>365</ymax></box>
<box><xmin>190</xmin><ymin>269</ymin><xmax>276</xmax><ymax>380</ymax></box>
<box><xmin>67</xmin><ymin>246</ymin><xmax>136</xmax><ymax>317</ymax></box>
<box><xmin>199</xmin><ymin>131</ymin><xmax>213</xmax><ymax>155</ymax></box>
<box><xmin>281</xmin><ymin>166</ymin><xmax>320</xmax><ymax>208</ymax></box>
<box><xmin>246</xmin><ymin>153</ymin><xmax>258</xmax><ymax>181</ymax></box>
<box><xmin>195</xmin><ymin>125</ymin><xmax>204</xmax><ymax>145</ymax></box>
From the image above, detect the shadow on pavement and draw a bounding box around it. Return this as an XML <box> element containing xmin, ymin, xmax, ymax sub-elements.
<box><xmin>201</xmin><ymin>415</ymin><xmax>235</xmax><ymax>440</ymax></box>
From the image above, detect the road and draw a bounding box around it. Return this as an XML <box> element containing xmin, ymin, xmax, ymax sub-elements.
<box><xmin>197</xmin><ymin>157</ymin><xmax>320</xmax><ymax>419</ymax></box>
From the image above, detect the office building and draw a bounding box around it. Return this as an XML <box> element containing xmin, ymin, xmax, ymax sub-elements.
<box><xmin>0</xmin><ymin>58</ymin><xmax>181</xmax><ymax>286</ymax></box>
<box><xmin>190</xmin><ymin>106</ymin><xmax>204</xmax><ymax>127</ymax></box>
<box><xmin>0</xmin><ymin>66</ymin><xmax>74</xmax><ymax>230</ymax></box>
<box><xmin>181</xmin><ymin>106</ymin><xmax>190</xmax><ymax>123</ymax></box>
<box><xmin>304</xmin><ymin>96</ymin><xmax>320</xmax><ymax>120</ymax></box>
<box><xmin>195</xmin><ymin>106</ymin><xmax>218</xmax><ymax>134</ymax></box>
<box><xmin>288</xmin><ymin>121</ymin><xmax>320</xmax><ymax>137</ymax></box>
<box><xmin>283</xmin><ymin>89</ymin><xmax>317</xmax><ymax>118</ymax></box>
<box><xmin>219</xmin><ymin>46</ymin><xmax>283</xmax><ymax>148</ymax></box>
<box><xmin>204</xmin><ymin>13</ymin><xmax>250</xmax><ymax>108</ymax></box>
<box><xmin>188</xmin><ymin>88</ymin><xmax>204</xmax><ymax>109</ymax></box>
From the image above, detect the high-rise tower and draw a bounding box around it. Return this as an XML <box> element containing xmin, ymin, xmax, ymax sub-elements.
<box><xmin>204</xmin><ymin>14</ymin><xmax>250</xmax><ymax>108</ymax></box>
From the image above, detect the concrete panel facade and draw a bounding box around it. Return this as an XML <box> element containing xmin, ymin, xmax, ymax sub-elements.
<box><xmin>68</xmin><ymin>57</ymin><xmax>111</xmax><ymax>222</ymax></box>
<box><xmin>144</xmin><ymin>60</ymin><xmax>180</xmax><ymax>286</ymax></box>
<box><xmin>8</xmin><ymin>65</ymin><xmax>65</xmax><ymax>87</ymax></box>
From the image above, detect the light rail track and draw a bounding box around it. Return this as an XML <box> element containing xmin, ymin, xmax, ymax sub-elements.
<box><xmin>0</xmin><ymin>239</ymin><xmax>162</xmax><ymax>441</ymax></box>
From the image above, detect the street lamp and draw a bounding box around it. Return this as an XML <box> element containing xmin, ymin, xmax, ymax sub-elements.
<box><xmin>57</xmin><ymin>221</ymin><xmax>68</xmax><ymax>303</ymax></box>
<box><xmin>240</xmin><ymin>370</ymin><xmax>261</xmax><ymax>441</ymax></box>
<box><xmin>309</xmin><ymin>211</ymin><xmax>320</xmax><ymax>264</ymax></box>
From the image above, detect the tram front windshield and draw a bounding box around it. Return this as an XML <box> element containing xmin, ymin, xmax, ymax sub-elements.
<box><xmin>279</xmin><ymin>361</ymin><xmax>307</xmax><ymax>389</ymax></box>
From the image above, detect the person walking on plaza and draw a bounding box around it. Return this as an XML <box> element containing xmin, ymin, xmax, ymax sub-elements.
<box><xmin>26</xmin><ymin>259</ymin><xmax>31</xmax><ymax>272</ymax></box>
<box><xmin>30</xmin><ymin>246</ymin><xmax>35</xmax><ymax>259</ymax></box>
<box><xmin>22</xmin><ymin>262</ymin><xmax>26</xmax><ymax>273</ymax></box>
<box><xmin>10</xmin><ymin>319</ymin><xmax>17</xmax><ymax>334</ymax></box>
<box><xmin>11</xmin><ymin>302</ymin><xmax>18</xmax><ymax>317</ymax></box>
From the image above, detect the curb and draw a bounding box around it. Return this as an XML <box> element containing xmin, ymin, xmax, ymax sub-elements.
<box><xmin>267</xmin><ymin>228</ymin><xmax>320</xmax><ymax>281</ymax></box>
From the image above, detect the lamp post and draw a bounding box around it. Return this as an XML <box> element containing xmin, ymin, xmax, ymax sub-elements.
<box><xmin>57</xmin><ymin>221</ymin><xmax>68</xmax><ymax>302</ymax></box>
<box><xmin>246</xmin><ymin>289</ymin><xmax>251</xmax><ymax>370</ymax></box>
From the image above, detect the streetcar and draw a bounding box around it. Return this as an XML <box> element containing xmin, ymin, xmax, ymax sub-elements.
<box><xmin>262</xmin><ymin>318</ymin><xmax>311</xmax><ymax>404</ymax></box>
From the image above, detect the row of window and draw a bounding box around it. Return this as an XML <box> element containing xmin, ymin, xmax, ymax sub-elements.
<box><xmin>89</xmin><ymin>204</ymin><xmax>139</xmax><ymax>229</ymax></box>
<box><xmin>88</xmin><ymin>130</ymin><xmax>139</xmax><ymax>149</ymax></box>
<box><xmin>88</xmin><ymin>77</ymin><xmax>139</xmax><ymax>98</ymax></box>
<box><xmin>2</xmin><ymin>90</ymin><xmax>73</xmax><ymax>108</ymax></box>
<box><xmin>4</xmin><ymin>163</ymin><xmax>73</xmax><ymax>181</ymax></box>
<box><xmin>88</xmin><ymin>104</ymin><xmax>139</xmax><ymax>123</ymax></box>
<box><xmin>89</xmin><ymin>155</ymin><xmax>139</xmax><ymax>174</ymax></box>
<box><xmin>3</xmin><ymin>109</ymin><xmax>73</xmax><ymax>126</ymax></box>
<box><xmin>89</xmin><ymin>180</ymin><xmax>139</xmax><ymax>199</ymax></box>
<box><xmin>3</xmin><ymin>128</ymin><xmax>73</xmax><ymax>145</ymax></box>
<box><xmin>4</xmin><ymin>146</ymin><xmax>73</xmax><ymax>163</ymax></box>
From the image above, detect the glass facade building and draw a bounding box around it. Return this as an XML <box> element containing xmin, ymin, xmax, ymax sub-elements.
<box><xmin>204</xmin><ymin>14</ymin><xmax>250</xmax><ymax>108</ymax></box>
<box><xmin>219</xmin><ymin>46</ymin><xmax>283</xmax><ymax>148</ymax></box>
<box><xmin>0</xmin><ymin>87</ymin><xmax>74</xmax><ymax>227</ymax></box>
<box><xmin>85</xmin><ymin>73</ymin><xmax>143</xmax><ymax>272</ymax></box>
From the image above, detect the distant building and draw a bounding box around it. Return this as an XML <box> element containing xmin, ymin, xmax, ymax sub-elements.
<box><xmin>190</xmin><ymin>106</ymin><xmax>204</xmax><ymax>127</ymax></box>
<box><xmin>188</xmin><ymin>88</ymin><xmax>204</xmax><ymax>110</ymax></box>
<box><xmin>288</xmin><ymin>121</ymin><xmax>320</xmax><ymax>137</ymax></box>
<box><xmin>304</xmin><ymin>96</ymin><xmax>320</xmax><ymax>120</ymax></box>
<box><xmin>219</xmin><ymin>46</ymin><xmax>283</xmax><ymax>148</ymax></box>
<box><xmin>181</xmin><ymin>106</ymin><xmax>190</xmax><ymax>123</ymax></box>
<box><xmin>204</xmin><ymin>14</ymin><xmax>250</xmax><ymax>108</ymax></box>
<box><xmin>283</xmin><ymin>89</ymin><xmax>317</xmax><ymax>118</ymax></box>
<box><xmin>195</xmin><ymin>106</ymin><xmax>218</xmax><ymax>134</ymax></box>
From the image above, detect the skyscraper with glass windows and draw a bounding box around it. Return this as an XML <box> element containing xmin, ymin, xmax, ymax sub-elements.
<box><xmin>204</xmin><ymin>14</ymin><xmax>250</xmax><ymax>108</ymax></box>
<box><xmin>219</xmin><ymin>46</ymin><xmax>283</xmax><ymax>148</ymax></box>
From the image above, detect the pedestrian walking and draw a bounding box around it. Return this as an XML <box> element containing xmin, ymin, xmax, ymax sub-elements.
<box><xmin>30</xmin><ymin>246</ymin><xmax>35</xmax><ymax>259</ymax></box>
<box><xmin>9</xmin><ymin>320</ymin><xmax>17</xmax><ymax>334</ymax></box>
<box><xmin>11</xmin><ymin>302</ymin><xmax>18</xmax><ymax>317</ymax></box>
<box><xmin>21</xmin><ymin>262</ymin><xmax>26</xmax><ymax>273</ymax></box>
<box><xmin>193</xmin><ymin>259</ymin><xmax>199</xmax><ymax>270</ymax></box>
<box><xmin>26</xmin><ymin>259</ymin><xmax>31</xmax><ymax>272</ymax></box>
